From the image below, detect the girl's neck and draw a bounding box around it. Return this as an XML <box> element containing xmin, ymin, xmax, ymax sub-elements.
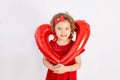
<box><xmin>57</xmin><ymin>39</ymin><xmax>71</xmax><ymax>46</ymax></box>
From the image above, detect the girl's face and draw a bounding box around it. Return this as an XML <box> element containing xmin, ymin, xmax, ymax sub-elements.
<box><xmin>55</xmin><ymin>20</ymin><xmax>71</xmax><ymax>41</ymax></box>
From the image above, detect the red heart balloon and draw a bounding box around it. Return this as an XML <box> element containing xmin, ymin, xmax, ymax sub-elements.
<box><xmin>34</xmin><ymin>20</ymin><xmax>90</xmax><ymax>65</ymax></box>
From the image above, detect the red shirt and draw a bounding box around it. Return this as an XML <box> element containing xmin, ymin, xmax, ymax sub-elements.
<box><xmin>46</xmin><ymin>40</ymin><xmax>84</xmax><ymax>80</ymax></box>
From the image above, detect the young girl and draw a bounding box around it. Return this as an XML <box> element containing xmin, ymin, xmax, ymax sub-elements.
<box><xmin>43</xmin><ymin>12</ymin><xmax>84</xmax><ymax>80</ymax></box>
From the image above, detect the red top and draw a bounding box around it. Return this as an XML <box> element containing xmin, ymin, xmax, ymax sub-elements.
<box><xmin>46</xmin><ymin>40</ymin><xmax>84</xmax><ymax>80</ymax></box>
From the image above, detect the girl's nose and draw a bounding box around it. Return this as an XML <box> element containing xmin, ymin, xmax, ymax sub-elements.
<box><xmin>61</xmin><ymin>29</ymin><xmax>66</xmax><ymax>33</ymax></box>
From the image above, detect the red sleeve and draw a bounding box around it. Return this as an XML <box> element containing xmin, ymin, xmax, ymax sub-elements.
<box><xmin>79</xmin><ymin>48</ymin><xmax>85</xmax><ymax>54</ymax></box>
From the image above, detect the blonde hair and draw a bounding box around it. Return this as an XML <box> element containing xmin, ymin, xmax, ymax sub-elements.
<box><xmin>50</xmin><ymin>12</ymin><xmax>76</xmax><ymax>35</ymax></box>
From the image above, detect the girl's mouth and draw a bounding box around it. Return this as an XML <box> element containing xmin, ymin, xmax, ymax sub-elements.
<box><xmin>61</xmin><ymin>35</ymin><xmax>67</xmax><ymax>37</ymax></box>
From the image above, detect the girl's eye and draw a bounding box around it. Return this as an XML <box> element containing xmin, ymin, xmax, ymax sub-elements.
<box><xmin>57</xmin><ymin>28</ymin><xmax>61</xmax><ymax>30</ymax></box>
<box><xmin>66</xmin><ymin>28</ymin><xmax>69</xmax><ymax>30</ymax></box>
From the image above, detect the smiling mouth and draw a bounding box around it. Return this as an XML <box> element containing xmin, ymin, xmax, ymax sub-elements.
<box><xmin>61</xmin><ymin>35</ymin><xmax>67</xmax><ymax>37</ymax></box>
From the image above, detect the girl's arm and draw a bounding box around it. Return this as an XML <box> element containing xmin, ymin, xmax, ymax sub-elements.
<box><xmin>53</xmin><ymin>55</ymin><xmax>81</xmax><ymax>74</ymax></box>
<box><xmin>65</xmin><ymin>55</ymin><xmax>81</xmax><ymax>71</ymax></box>
<box><xmin>42</xmin><ymin>56</ymin><xmax>55</xmax><ymax>71</ymax></box>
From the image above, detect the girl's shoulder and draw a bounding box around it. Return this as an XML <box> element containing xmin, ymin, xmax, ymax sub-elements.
<box><xmin>49</xmin><ymin>40</ymin><xmax>56</xmax><ymax>44</ymax></box>
<box><xmin>70</xmin><ymin>40</ymin><xmax>74</xmax><ymax>44</ymax></box>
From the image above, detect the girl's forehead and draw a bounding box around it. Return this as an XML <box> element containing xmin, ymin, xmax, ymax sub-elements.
<box><xmin>55</xmin><ymin>20</ymin><xmax>70</xmax><ymax>27</ymax></box>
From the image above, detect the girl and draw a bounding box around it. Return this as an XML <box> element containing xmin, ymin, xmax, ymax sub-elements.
<box><xmin>43</xmin><ymin>12</ymin><xmax>84</xmax><ymax>80</ymax></box>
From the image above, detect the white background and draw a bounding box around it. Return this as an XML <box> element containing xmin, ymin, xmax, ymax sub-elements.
<box><xmin>0</xmin><ymin>0</ymin><xmax>120</xmax><ymax>80</ymax></box>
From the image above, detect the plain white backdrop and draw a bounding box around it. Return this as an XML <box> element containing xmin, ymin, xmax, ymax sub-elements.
<box><xmin>0</xmin><ymin>0</ymin><xmax>120</xmax><ymax>80</ymax></box>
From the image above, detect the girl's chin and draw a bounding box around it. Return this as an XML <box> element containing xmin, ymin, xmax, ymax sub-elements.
<box><xmin>59</xmin><ymin>37</ymin><xmax>69</xmax><ymax>40</ymax></box>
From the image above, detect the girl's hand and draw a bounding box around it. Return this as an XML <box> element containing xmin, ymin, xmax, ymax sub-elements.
<box><xmin>53</xmin><ymin>64</ymin><xmax>67</xmax><ymax>74</ymax></box>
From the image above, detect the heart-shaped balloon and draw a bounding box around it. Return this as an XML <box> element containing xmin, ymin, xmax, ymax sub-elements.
<box><xmin>34</xmin><ymin>20</ymin><xmax>90</xmax><ymax>65</ymax></box>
